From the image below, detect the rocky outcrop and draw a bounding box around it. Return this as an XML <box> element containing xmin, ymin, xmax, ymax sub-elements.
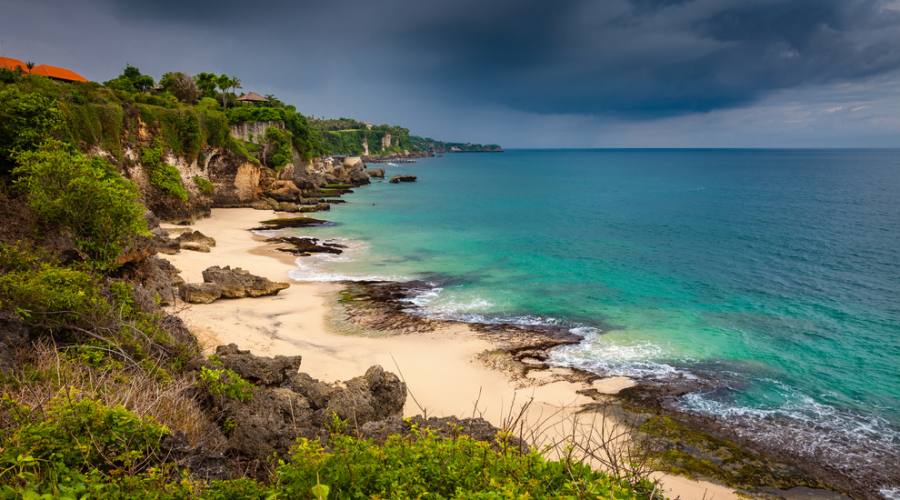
<box><xmin>201</xmin><ymin>266</ymin><xmax>289</xmax><ymax>299</ymax></box>
<box><xmin>267</xmin><ymin>236</ymin><xmax>345</xmax><ymax>256</ymax></box>
<box><xmin>390</xmin><ymin>175</ymin><xmax>417</xmax><ymax>184</ymax></box>
<box><xmin>175</xmin><ymin>230</ymin><xmax>216</xmax><ymax>252</ymax></box>
<box><xmin>251</xmin><ymin>216</ymin><xmax>328</xmax><ymax>230</ymax></box>
<box><xmin>179</xmin><ymin>266</ymin><xmax>289</xmax><ymax>303</ymax></box>
<box><xmin>180</xmin><ymin>283</ymin><xmax>223</xmax><ymax>304</ymax></box>
<box><xmin>367</xmin><ymin>167</ymin><xmax>385</xmax><ymax>178</ymax></box>
<box><xmin>202</xmin><ymin>345</ymin><xmax>407</xmax><ymax>468</ymax></box>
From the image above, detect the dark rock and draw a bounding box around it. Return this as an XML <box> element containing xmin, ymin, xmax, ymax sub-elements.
<box><xmin>285</xmin><ymin>372</ymin><xmax>337</xmax><ymax>410</ymax></box>
<box><xmin>251</xmin><ymin>216</ymin><xmax>329</xmax><ymax>230</ymax></box>
<box><xmin>153</xmin><ymin>228</ymin><xmax>181</xmax><ymax>255</ymax></box>
<box><xmin>220</xmin><ymin>386</ymin><xmax>314</xmax><ymax>463</ymax></box>
<box><xmin>324</xmin><ymin>365</ymin><xmax>406</xmax><ymax>427</ymax></box>
<box><xmin>389</xmin><ymin>175</ymin><xmax>417</xmax><ymax>184</ymax></box>
<box><xmin>180</xmin><ymin>283</ymin><xmax>223</xmax><ymax>304</ymax></box>
<box><xmin>214</xmin><ymin>344</ymin><xmax>302</xmax><ymax>386</ymax></box>
<box><xmin>201</xmin><ymin>266</ymin><xmax>290</xmax><ymax>298</ymax></box>
<box><xmin>139</xmin><ymin>257</ymin><xmax>184</xmax><ymax>306</ymax></box>
<box><xmin>268</xmin><ymin>236</ymin><xmax>344</xmax><ymax>256</ymax></box>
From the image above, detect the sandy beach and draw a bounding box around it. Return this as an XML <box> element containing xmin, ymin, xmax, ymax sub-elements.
<box><xmin>165</xmin><ymin>207</ymin><xmax>739</xmax><ymax>499</ymax></box>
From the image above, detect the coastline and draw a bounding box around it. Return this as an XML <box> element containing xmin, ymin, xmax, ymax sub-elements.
<box><xmin>164</xmin><ymin>207</ymin><xmax>740</xmax><ymax>500</ymax></box>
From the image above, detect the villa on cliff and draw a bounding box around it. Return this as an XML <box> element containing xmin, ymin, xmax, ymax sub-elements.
<box><xmin>0</xmin><ymin>56</ymin><xmax>88</xmax><ymax>82</ymax></box>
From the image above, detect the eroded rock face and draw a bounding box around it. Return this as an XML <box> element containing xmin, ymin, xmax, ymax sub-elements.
<box><xmin>367</xmin><ymin>167</ymin><xmax>385</xmax><ymax>178</ymax></box>
<box><xmin>233</xmin><ymin>163</ymin><xmax>261</xmax><ymax>202</ymax></box>
<box><xmin>201</xmin><ymin>266</ymin><xmax>290</xmax><ymax>299</ymax></box>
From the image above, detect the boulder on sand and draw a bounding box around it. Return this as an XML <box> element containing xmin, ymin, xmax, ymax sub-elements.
<box><xmin>179</xmin><ymin>283</ymin><xmax>223</xmax><ymax>304</ymax></box>
<box><xmin>201</xmin><ymin>265</ymin><xmax>290</xmax><ymax>298</ymax></box>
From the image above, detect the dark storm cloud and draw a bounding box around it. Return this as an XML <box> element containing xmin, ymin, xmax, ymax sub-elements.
<box><xmin>12</xmin><ymin>0</ymin><xmax>900</xmax><ymax>121</ymax></box>
<box><xmin>101</xmin><ymin>0</ymin><xmax>900</xmax><ymax>118</ymax></box>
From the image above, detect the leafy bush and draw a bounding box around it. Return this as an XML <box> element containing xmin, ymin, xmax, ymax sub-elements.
<box><xmin>0</xmin><ymin>86</ymin><xmax>63</xmax><ymax>172</ymax></box>
<box><xmin>198</xmin><ymin>366</ymin><xmax>254</xmax><ymax>402</ymax></box>
<box><xmin>193</xmin><ymin>175</ymin><xmax>214</xmax><ymax>195</ymax></box>
<box><xmin>141</xmin><ymin>140</ymin><xmax>188</xmax><ymax>202</ymax></box>
<box><xmin>0</xmin><ymin>395</ymin><xmax>173</xmax><ymax>498</ymax></box>
<box><xmin>12</xmin><ymin>141</ymin><xmax>147</xmax><ymax>268</ymax></box>
<box><xmin>275</xmin><ymin>428</ymin><xmax>651</xmax><ymax>499</ymax></box>
<box><xmin>264</xmin><ymin>126</ymin><xmax>293</xmax><ymax>169</ymax></box>
<box><xmin>0</xmin><ymin>264</ymin><xmax>105</xmax><ymax>330</ymax></box>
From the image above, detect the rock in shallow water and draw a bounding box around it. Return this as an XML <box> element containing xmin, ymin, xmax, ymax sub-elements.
<box><xmin>389</xmin><ymin>175</ymin><xmax>417</xmax><ymax>183</ymax></box>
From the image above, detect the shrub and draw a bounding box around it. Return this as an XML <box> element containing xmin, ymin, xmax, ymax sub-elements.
<box><xmin>0</xmin><ymin>394</ymin><xmax>173</xmax><ymax>497</ymax></box>
<box><xmin>0</xmin><ymin>86</ymin><xmax>63</xmax><ymax>172</ymax></box>
<box><xmin>0</xmin><ymin>264</ymin><xmax>106</xmax><ymax>331</ymax></box>
<box><xmin>198</xmin><ymin>366</ymin><xmax>254</xmax><ymax>402</ymax></box>
<box><xmin>264</xmin><ymin>126</ymin><xmax>293</xmax><ymax>169</ymax></box>
<box><xmin>275</xmin><ymin>428</ymin><xmax>651</xmax><ymax>499</ymax></box>
<box><xmin>193</xmin><ymin>176</ymin><xmax>214</xmax><ymax>195</ymax></box>
<box><xmin>141</xmin><ymin>140</ymin><xmax>189</xmax><ymax>202</ymax></box>
<box><xmin>12</xmin><ymin>141</ymin><xmax>147</xmax><ymax>268</ymax></box>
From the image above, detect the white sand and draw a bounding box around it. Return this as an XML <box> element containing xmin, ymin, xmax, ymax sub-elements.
<box><xmin>164</xmin><ymin>208</ymin><xmax>739</xmax><ymax>500</ymax></box>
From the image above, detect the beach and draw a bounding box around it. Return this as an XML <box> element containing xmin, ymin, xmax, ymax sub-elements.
<box><xmin>164</xmin><ymin>207</ymin><xmax>740</xmax><ymax>500</ymax></box>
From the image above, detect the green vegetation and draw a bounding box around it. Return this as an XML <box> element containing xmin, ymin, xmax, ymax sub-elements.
<box><xmin>12</xmin><ymin>141</ymin><xmax>147</xmax><ymax>268</ymax></box>
<box><xmin>0</xmin><ymin>410</ymin><xmax>652</xmax><ymax>499</ymax></box>
<box><xmin>198</xmin><ymin>366</ymin><xmax>254</xmax><ymax>402</ymax></box>
<box><xmin>274</xmin><ymin>428</ymin><xmax>652</xmax><ymax>499</ymax></box>
<box><xmin>264</xmin><ymin>126</ymin><xmax>293</xmax><ymax>169</ymax></box>
<box><xmin>193</xmin><ymin>175</ymin><xmax>214</xmax><ymax>195</ymax></box>
<box><xmin>141</xmin><ymin>140</ymin><xmax>188</xmax><ymax>201</ymax></box>
<box><xmin>0</xmin><ymin>86</ymin><xmax>63</xmax><ymax>172</ymax></box>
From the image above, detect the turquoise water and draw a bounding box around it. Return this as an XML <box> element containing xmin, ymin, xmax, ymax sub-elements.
<box><xmin>285</xmin><ymin>149</ymin><xmax>900</xmax><ymax>488</ymax></box>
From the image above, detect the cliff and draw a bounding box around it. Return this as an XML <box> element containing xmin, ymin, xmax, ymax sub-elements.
<box><xmin>1</xmin><ymin>76</ymin><xmax>373</xmax><ymax>223</ymax></box>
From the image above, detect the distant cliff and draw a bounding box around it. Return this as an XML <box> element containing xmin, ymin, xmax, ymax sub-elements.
<box><xmin>310</xmin><ymin>117</ymin><xmax>502</xmax><ymax>157</ymax></box>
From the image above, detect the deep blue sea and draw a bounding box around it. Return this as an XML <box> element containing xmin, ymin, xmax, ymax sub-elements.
<box><xmin>286</xmin><ymin>149</ymin><xmax>900</xmax><ymax>493</ymax></box>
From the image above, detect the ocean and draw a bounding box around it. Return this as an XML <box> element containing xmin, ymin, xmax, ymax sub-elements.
<box><xmin>285</xmin><ymin>149</ymin><xmax>900</xmax><ymax>494</ymax></box>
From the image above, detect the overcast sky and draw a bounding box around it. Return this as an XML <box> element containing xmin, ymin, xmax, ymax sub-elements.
<box><xmin>4</xmin><ymin>0</ymin><xmax>900</xmax><ymax>147</ymax></box>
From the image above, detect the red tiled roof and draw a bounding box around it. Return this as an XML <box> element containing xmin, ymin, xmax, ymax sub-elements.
<box><xmin>0</xmin><ymin>57</ymin><xmax>28</xmax><ymax>72</ymax></box>
<box><xmin>30</xmin><ymin>64</ymin><xmax>87</xmax><ymax>82</ymax></box>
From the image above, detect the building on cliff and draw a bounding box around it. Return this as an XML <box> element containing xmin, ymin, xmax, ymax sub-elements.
<box><xmin>237</xmin><ymin>91</ymin><xmax>269</xmax><ymax>105</ymax></box>
<box><xmin>0</xmin><ymin>56</ymin><xmax>87</xmax><ymax>82</ymax></box>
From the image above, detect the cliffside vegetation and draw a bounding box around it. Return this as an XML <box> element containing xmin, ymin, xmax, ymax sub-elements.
<box><xmin>0</xmin><ymin>66</ymin><xmax>626</xmax><ymax>499</ymax></box>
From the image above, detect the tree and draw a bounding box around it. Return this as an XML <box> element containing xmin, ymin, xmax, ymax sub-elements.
<box><xmin>194</xmin><ymin>72</ymin><xmax>218</xmax><ymax>99</ymax></box>
<box><xmin>160</xmin><ymin>72</ymin><xmax>200</xmax><ymax>104</ymax></box>
<box><xmin>0</xmin><ymin>87</ymin><xmax>63</xmax><ymax>174</ymax></box>
<box><xmin>216</xmin><ymin>74</ymin><xmax>241</xmax><ymax>108</ymax></box>
<box><xmin>105</xmin><ymin>64</ymin><xmax>155</xmax><ymax>93</ymax></box>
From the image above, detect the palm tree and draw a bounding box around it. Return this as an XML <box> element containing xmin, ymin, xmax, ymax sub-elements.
<box><xmin>216</xmin><ymin>74</ymin><xmax>233</xmax><ymax>108</ymax></box>
<box><xmin>229</xmin><ymin>76</ymin><xmax>242</xmax><ymax>97</ymax></box>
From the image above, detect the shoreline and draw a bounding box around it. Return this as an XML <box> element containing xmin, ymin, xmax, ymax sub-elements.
<box><xmin>164</xmin><ymin>207</ymin><xmax>740</xmax><ymax>500</ymax></box>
